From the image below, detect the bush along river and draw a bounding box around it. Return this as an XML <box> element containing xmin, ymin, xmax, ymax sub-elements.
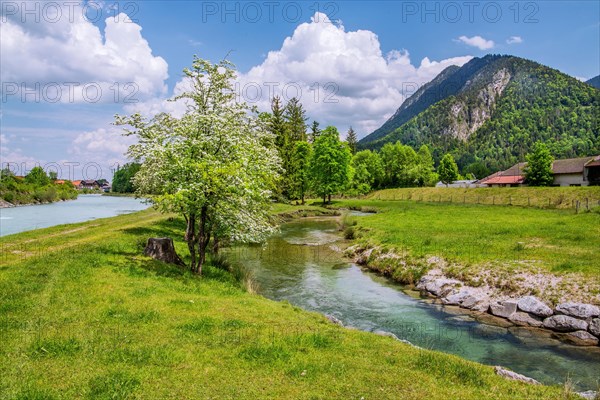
<box><xmin>0</xmin><ymin>194</ymin><xmax>149</xmax><ymax>237</ymax></box>
<box><xmin>225</xmin><ymin>216</ymin><xmax>600</xmax><ymax>392</ymax></box>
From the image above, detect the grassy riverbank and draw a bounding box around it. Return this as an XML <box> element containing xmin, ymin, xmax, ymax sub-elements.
<box><xmin>333</xmin><ymin>198</ymin><xmax>600</xmax><ymax>304</ymax></box>
<box><xmin>0</xmin><ymin>178</ymin><xmax>78</xmax><ymax>207</ymax></box>
<box><xmin>0</xmin><ymin>209</ymin><xmax>574</xmax><ymax>399</ymax></box>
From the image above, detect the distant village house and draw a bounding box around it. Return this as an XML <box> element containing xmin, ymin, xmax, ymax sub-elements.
<box><xmin>435</xmin><ymin>180</ymin><xmax>483</xmax><ymax>188</ymax></box>
<box><xmin>72</xmin><ymin>180</ymin><xmax>100</xmax><ymax>190</ymax></box>
<box><xmin>479</xmin><ymin>155</ymin><xmax>600</xmax><ymax>187</ymax></box>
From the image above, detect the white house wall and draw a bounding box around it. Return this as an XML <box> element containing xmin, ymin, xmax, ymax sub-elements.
<box><xmin>553</xmin><ymin>173</ymin><xmax>587</xmax><ymax>186</ymax></box>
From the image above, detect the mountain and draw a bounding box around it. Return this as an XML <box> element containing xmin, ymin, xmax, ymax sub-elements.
<box><xmin>361</xmin><ymin>64</ymin><xmax>461</xmax><ymax>145</ymax></box>
<box><xmin>361</xmin><ymin>55</ymin><xmax>503</xmax><ymax>145</ymax></box>
<box><xmin>586</xmin><ymin>75</ymin><xmax>600</xmax><ymax>89</ymax></box>
<box><xmin>360</xmin><ymin>55</ymin><xmax>600</xmax><ymax>173</ymax></box>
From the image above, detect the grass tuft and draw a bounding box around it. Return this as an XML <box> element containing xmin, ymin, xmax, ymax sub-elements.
<box><xmin>87</xmin><ymin>371</ymin><xmax>140</xmax><ymax>400</ymax></box>
<box><xmin>238</xmin><ymin>342</ymin><xmax>292</xmax><ymax>364</ymax></box>
<box><xmin>178</xmin><ymin>316</ymin><xmax>217</xmax><ymax>334</ymax></box>
<box><xmin>412</xmin><ymin>350</ymin><xmax>488</xmax><ymax>388</ymax></box>
<box><xmin>12</xmin><ymin>387</ymin><xmax>58</xmax><ymax>400</ymax></box>
<box><xmin>28</xmin><ymin>337</ymin><xmax>81</xmax><ymax>359</ymax></box>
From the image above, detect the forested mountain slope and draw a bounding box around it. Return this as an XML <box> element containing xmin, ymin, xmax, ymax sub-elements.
<box><xmin>361</xmin><ymin>55</ymin><xmax>599</xmax><ymax>172</ymax></box>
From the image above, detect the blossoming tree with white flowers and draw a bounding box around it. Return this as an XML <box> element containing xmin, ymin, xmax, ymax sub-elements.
<box><xmin>116</xmin><ymin>57</ymin><xmax>281</xmax><ymax>274</ymax></box>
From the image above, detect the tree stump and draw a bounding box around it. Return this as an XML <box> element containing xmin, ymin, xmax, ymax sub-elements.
<box><xmin>143</xmin><ymin>238</ymin><xmax>185</xmax><ymax>266</ymax></box>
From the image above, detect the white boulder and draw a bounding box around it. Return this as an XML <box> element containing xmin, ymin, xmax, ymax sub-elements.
<box><xmin>517</xmin><ymin>296</ymin><xmax>553</xmax><ymax>318</ymax></box>
<box><xmin>543</xmin><ymin>315</ymin><xmax>588</xmax><ymax>332</ymax></box>
<box><xmin>555</xmin><ymin>302</ymin><xmax>600</xmax><ymax>319</ymax></box>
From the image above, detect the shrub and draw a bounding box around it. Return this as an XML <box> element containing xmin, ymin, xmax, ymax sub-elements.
<box><xmin>3</xmin><ymin>192</ymin><xmax>15</xmax><ymax>203</ymax></box>
<box><xmin>344</xmin><ymin>226</ymin><xmax>355</xmax><ymax>240</ymax></box>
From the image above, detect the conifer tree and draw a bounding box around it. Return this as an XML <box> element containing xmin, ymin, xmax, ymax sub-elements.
<box><xmin>346</xmin><ymin>126</ymin><xmax>357</xmax><ymax>154</ymax></box>
<box><xmin>285</xmin><ymin>97</ymin><xmax>307</xmax><ymax>142</ymax></box>
<box><xmin>309</xmin><ymin>121</ymin><xmax>321</xmax><ymax>143</ymax></box>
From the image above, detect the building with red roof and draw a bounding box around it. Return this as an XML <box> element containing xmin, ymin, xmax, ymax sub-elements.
<box><xmin>479</xmin><ymin>155</ymin><xmax>600</xmax><ymax>187</ymax></box>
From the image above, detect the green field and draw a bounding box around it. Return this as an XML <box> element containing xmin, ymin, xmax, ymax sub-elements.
<box><xmin>337</xmin><ymin>199</ymin><xmax>600</xmax><ymax>274</ymax></box>
<box><xmin>0</xmin><ymin>209</ymin><xmax>576</xmax><ymax>399</ymax></box>
<box><xmin>331</xmin><ymin>197</ymin><xmax>600</xmax><ymax>304</ymax></box>
<box><xmin>369</xmin><ymin>187</ymin><xmax>600</xmax><ymax>210</ymax></box>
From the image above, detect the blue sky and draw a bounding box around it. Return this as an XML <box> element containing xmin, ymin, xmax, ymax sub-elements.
<box><xmin>1</xmin><ymin>0</ymin><xmax>599</xmax><ymax>180</ymax></box>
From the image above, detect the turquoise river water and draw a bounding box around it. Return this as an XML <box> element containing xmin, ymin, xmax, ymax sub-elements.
<box><xmin>0</xmin><ymin>195</ymin><xmax>148</xmax><ymax>237</ymax></box>
<box><xmin>227</xmin><ymin>216</ymin><xmax>599</xmax><ymax>391</ymax></box>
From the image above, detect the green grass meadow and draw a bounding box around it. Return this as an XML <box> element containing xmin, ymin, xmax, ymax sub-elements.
<box><xmin>335</xmin><ymin>197</ymin><xmax>600</xmax><ymax>277</ymax></box>
<box><xmin>0</xmin><ymin>209</ymin><xmax>577</xmax><ymax>399</ymax></box>
<box><xmin>369</xmin><ymin>187</ymin><xmax>600</xmax><ymax>210</ymax></box>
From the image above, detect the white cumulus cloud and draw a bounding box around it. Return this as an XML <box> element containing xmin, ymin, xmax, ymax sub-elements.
<box><xmin>68</xmin><ymin>127</ymin><xmax>137</xmax><ymax>177</ymax></box>
<box><xmin>506</xmin><ymin>36</ymin><xmax>523</xmax><ymax>45</ymax></box>
<box><xmin>239</xmin><ymin>13</ymin><xmax>472</xmax><ymax>134</ymax></box>
<box><xmin>131</xmin><ymin>13</ymin><xmax>472</xmax><ymax>136</ymax></box>
<box><xmin>0</xmin><ymin>4</ymin><xmax>168</xmax><ymax>103</ymax></box>
<box><xmin>457</xmin><ymin>35</ymin><xmax>495</xmax><ymax>50</ymax></box>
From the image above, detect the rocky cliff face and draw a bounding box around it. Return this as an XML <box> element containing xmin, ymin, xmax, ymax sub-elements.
<box><xmin>361</xmin><ymin>64</ymin><xmax>464</xmax><ymax>145</ymax></box>
<box><xmin>359</xmin><ymin>55</ymin><xmax>506</xmax><ymax>146</ymax></box>
<box><xmin>443</xmin><ymin>68</ymin><xmax>511</xmax><ymax>141</ymax></box>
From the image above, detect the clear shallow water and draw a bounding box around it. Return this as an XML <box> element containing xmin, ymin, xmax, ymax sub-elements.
<box><xmin>0</xmin><ymin>195</ymin><xmax>149</xmax><ymax>237</ymax></box>
<box><xmin>227</xmin><ymin>218</ymin><xmax>600</xmax><ymax>391</ymax></box>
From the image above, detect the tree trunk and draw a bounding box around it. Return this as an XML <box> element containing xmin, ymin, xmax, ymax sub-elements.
<box><xmin>328</xmin><ymin>193</ymin><xmax>331</xmax><ymax>203</ymax></box>
<box><xmin>196</xmin><ymin>206</ymin><xmax>209</xmax><ymax>275</ymax></box>
<box><xmin>143</xmin><ymin>238</ymin><xmax>185</xmax><ymax>266</ymax></box>
<box><xmin>212</xmin><ymin>236</ymin><xmax>220</xmax><ymax>254</ymax></box>
<box><xmin>199</xmin><ymin>232</ymin><xmax>210</xmax><ymax>268</ymax></box>
<box><xmin>185</xmin><ymin>213</ymin><xmax>197</xmax><ymax>271</ymax></box>
<box><xmin>322</xmin><ymin>194</ymin><xmax>326</xmax><ymax>205</ymax></box>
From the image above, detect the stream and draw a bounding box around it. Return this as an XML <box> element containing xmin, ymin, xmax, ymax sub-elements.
<box><xmin>226</xmin><ymin>216</ymin><xmax>599</xmax><ymax>391</ymax></box>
